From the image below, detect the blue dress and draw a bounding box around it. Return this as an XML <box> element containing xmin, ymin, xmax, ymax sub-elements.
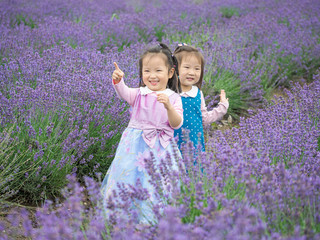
<box><xmin>174</xmin><ymin>87</ymin><xmax>205</xmax><ymax>152</ymax></box>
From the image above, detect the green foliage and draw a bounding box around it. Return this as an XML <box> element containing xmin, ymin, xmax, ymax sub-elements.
<box><xmin>264</xmin><ymin>194</ymin><xmax>320</xmax><ymax>236</ymax></box>
<box><xmin>270</xmin><ymin>42</ymin><xmax>320</xmax><ymax>87</ymax></box>
<box><xmin>223</xmin><ymin>175</ymin><xmax>246</xmax><ymax>200</ymax></box>
<box><xmin>110</xmin><ymin>13</ymin><xmax>120</xmax><ymax>21</ymax></box>
<box><xmin>0</xmin><ymin>55</ymin><xmax>8</xmax><ymax>67</ymax></box>
<box><xmin>98</xmin><ymin>43</ymin><xmax>108</xmax><ymax>54</ymax></box>
<box><xmin>134</xmin><ymin>6</ymin><xmax>145</xmax><ymax>13</ymax></box>
<box><xmin>219</xmin><ymin>7</ymin><xmax>240</xmax><ymax>19</ymax></box>
<box><xmin>169</xmin><ymin>20</ymin><xmax>215</xmax><ymax>47</ymax></box>
<box><xmin>116</xmin><ymin>40</ymin><xmax>132</xmax><ymax>52</ymax></box>
<box><xmin>98</xmin><ymin>34</ymin><xmax>131</xmax><ymax>53</ymax></box>
<box><xmin>154</xmin><ymin>25</ymin><xmax>166</xmax><ymax>42</ymax></box>
<box><xmin>250</xmin><ymin>41</ymin><xmax>320</xmax><ymax>99</ymax></box>
<box><xmin>0</xmin><ymin>103</ymin><xmax>123</xmax><ymax>204</ymax></box>
<box><xmin>180</xmin><ymin>184</ymin><xmax>203</xmax><ymax>223</ymax></box>
<box><xmin>202</xmin><ymin>67</ymin><xmax>250</xmax><ymax>120</ymax></box>
<box><xmin>75</xmin><ymin>114</ymin><xmax>123</xmax><ymax>181</ymax></box>
<box><xmin>249</xmin><ymin>53</ymin><xmax>283</xmax><ymax>98</ymax></box>
<box><xmin>277</xmin><ymin>17</ymin><xmax>290</xmax><ymax>27</ymax></box>
<box><xmin>180</xmin><ymin>12</ymin><xmax>187</xmax><ymax>20</ymax></box>
<box><xmin>66</xmin><ymin>37</ymin><xmax>80</xmax><ymax>49</ymax></box>
<box><xmin>179</xmin><ymin>167</ymin><xmax>246</xmax><ymax>224</ymax></box>
<box><xmin>135</xmin><ymin>24</ymin><xmax>166</xmax><ymax>43</ymax></box>
<box><xmin>0</xmin><ymin>126</ymin><xmax>32</xmax><ymax>201</ymax></box>
<box><xmin>0</xmin><ymin>111</ymin><xmax>75</xmax><ymax>204</ymax></box>
<box><xmin>14</xmin><ymin>14</ymin><xmax>37</xmax><ymax>29</ymax></box>
<box><xmin>74</xmin><ymin>15</ymin><xmax>83</xmax><ymax>24</ymax></box>
<box><xmin>136</xmin><ymin>26</ymin><xmax>151</xmax><ymax>43</ymax></box>
<box><xmin>170</xmin><ymin>32</ymin><xmax>192</xmax><ymax>45</ymax></box>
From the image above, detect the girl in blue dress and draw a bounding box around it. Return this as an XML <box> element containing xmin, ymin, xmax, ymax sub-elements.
<box><xmin>173</xmin><ymin>44</ymin><xmax>229</xmax><ymax>153</ymax></box>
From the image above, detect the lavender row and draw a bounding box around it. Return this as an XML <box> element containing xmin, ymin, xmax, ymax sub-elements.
<box><xmin>0</xmin><ymin>0</ymin><xmax>319</xmax><ymax>210</ymax></box>
<box><xmin>2</xmin><ymin>78</ymin><xmax>319</xmax><ymax>239</ymax></box>
<box><xmin>1</xmin><ymin>0</ymin><xmax>319</xmax><ymax>119</ymax></box>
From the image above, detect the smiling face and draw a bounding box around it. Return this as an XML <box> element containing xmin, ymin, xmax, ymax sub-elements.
<box><xmin>178</xmin><ymin>54</ymin><xmax>202</xmax><ymax>92</ymax></box>
<box><xmin>142</xmin><ymin>53</ymin><xmax>174</xmax><ymax>92</ymax></box>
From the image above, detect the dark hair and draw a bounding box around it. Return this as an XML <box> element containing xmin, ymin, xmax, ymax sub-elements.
<box><xmin>173</xmin><ymin>45</ymin><xmax>205</xmax><ymax>89</ymax></box>
<box><xmin>139</xmin><ymin>43</ymin><xmax>181</xmax><ymax>93</ymax></box>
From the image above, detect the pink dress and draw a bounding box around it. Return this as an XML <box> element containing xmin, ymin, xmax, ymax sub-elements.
<box><xmin>101</xmin><ymin>79</ymin><xmax>183</xmax><ymax>223</ymax></box>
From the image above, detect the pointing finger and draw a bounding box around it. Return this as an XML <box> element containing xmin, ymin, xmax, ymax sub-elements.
<box><xmin>113</xmin><ymin>62</ymin><xmax>120</xmax><ymax>70</ymax></box>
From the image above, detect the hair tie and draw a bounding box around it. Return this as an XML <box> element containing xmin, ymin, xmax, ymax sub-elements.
<box><xmin>177</xmin><ymin>43</ymin><xmax>187</xmax><ymax>47</ymax></box>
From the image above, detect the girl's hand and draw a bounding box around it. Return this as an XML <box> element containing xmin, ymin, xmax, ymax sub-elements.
<box><xmin>112</xmin><ymin>62</ymin><xmax>124</xmax><ymax>84</ymax></box>
<box><xmin>158</xmin><ymin>93</ymin><xmax>182</xmax><ymax>128</ymax></box>
<box><xmin>220</xmin><ymin>89</ymin><xmax>229</xmax><ymax>104</ymax></box>
<box><xmin>157</xmin><ymin>93</ymin><xmax>172</xmax><ymax>110</ymax></box>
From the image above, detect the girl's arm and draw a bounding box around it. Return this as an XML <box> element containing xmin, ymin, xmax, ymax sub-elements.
<box><xmin>113</xmin><ymin>78</ymin><xmax>138</xmax><ymax>106</ymax></box>
<box><xmin>112</xmin><ymin>62</ymin><xmax>138</xmax><ymax>106</ymax></box>
<box><xmin>157</xmin><ymin>93</ymin><xmax>183</xmax><ymax>129</ymax></box>
<box><xmin>201</xmin><ymin>90</ymin><xmax>229</xmax><ymax>125</ymax></box>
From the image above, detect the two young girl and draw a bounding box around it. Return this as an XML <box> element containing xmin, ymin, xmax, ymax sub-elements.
<box><xmin>101</xmin><ymin>43</ymin><xmax>228</xmax><ymax>222</ymax></box>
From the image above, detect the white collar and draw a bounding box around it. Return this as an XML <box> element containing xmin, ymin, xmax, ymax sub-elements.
<box><xmin>180</xmin><ymin>86</ymin><xmax>198</xmax><ymax>98</ymax></box>
<box><xmin>140</xmin><ymin>86</ymin><xmax>175</xmax><ymax>96</ymax></box>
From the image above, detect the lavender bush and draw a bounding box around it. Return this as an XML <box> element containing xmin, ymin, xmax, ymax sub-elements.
<box><xmin>0</xmin><ymin>43</ymin><xmax>139</xmax><ymax>203</ymax></box>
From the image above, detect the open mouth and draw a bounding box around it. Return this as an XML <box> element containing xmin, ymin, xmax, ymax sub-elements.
<box><xmin>149</xmin><ymin>81</ymin><xmax>159</xmax><ymax>86</ymax></box>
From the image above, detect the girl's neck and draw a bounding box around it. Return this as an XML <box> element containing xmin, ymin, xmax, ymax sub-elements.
<box><xmin>181</xmin><ymin>85</ymin><xmax>192</xmax><ymax>92</ymax></box>
<box><xmin>146</xmin><ymin>86</ymin><xmax>167</xmax><ymax>92</ymax></box>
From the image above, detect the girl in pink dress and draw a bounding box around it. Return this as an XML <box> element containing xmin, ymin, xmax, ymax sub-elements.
<box><xmin>101</xmin><ymin>43</ymin><xmax>183</xmax><ymax>223</ymax></box>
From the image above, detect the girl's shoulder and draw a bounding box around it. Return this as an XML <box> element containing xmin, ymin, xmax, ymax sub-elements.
<box><xmin>193</xmin><ymin>86</ymin><xmax>202</xmax><ymax>94</ymax></box>
<box><xmin>186</xmin><ymin>86</ymin><xmax>200</xmax><ymax>97</ymax></box>
<box><xmin>169</xmin><ymin>90</ymin><xmax>181</xmax><ymax>100</ymax></box>
<box><xmin>192</xmin><ymin>85</ymin><xmax>200</xmax><ymax>91</ymax></box>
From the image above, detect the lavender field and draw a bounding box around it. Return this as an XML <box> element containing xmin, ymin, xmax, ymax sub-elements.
<box><xmin>0</xmin><ymin>0</ymin><xmax>320</xmax><ymax>239</ymax></box>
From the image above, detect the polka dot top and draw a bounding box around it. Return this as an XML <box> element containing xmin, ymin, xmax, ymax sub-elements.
<box><xmin>174</xmin><ymin>87</ymin><xmax>205</xmax><ymax>152</ymax></box>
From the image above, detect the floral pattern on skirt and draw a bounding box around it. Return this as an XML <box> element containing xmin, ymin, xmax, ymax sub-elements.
<box><xmin>101</xmin><ymin>127</ymin><xmax>181</xmax><ymax>223</ymax></box>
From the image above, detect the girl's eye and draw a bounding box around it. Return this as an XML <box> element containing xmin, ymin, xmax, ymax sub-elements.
<box><xmin>144</xmin><ymin>70</ymin><xmax>150</xmax><ymax>73</ymax></box>
<box><xmin>184</xmin><ymin>66</ymin><xmax>189</xmax><ymax>69</ymax></box>
<box><xmin>196</xmin><ymin>68</ymin><xmax>201</xmax><ymax>71</ymax></box>
<box><xmin>157</xmin><ymin>69</ymin><xmax>162</xmax><ymax>72</ymax></box>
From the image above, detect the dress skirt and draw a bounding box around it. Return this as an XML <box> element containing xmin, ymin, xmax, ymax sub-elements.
<box><xmin>101</xmin><ymin>127</ymin><xmax>181</xmax><ymax>223</ymax></box>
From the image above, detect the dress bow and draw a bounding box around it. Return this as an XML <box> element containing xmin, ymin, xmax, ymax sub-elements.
<box><xmin>142</xmin><ymin>127</ymin><xmax>173</xmax><ymax>149</ymax></box>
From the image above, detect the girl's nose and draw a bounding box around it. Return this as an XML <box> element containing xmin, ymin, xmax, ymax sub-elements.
<box><xmin>150</xmin><ymin>72</ymin><xmax>156</xmax><ymax>78</ymax></box>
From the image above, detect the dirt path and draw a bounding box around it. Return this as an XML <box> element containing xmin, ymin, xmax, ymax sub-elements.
<box><xmin>0</xmin><ymin>203</ymin><xmax>37</xmax><ymax>239</ymax></box>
